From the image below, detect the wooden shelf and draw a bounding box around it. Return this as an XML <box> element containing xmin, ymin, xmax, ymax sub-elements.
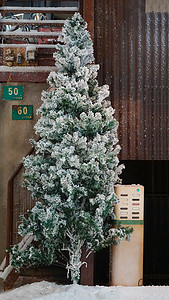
<box><xmin>0</xmin><ymin>6</ymin><xmax>79</xmax><ymax>13</ymax></box>
<box><xmin>0</xmin><ymin>30</ymin><xmax>61</xmax><ymax>38</ymax></box>
<box><xmin>0</xmin><ymin>44</ymin><xmax>57</xmax><ymax>48</ymax></box>
<box><xmin>0</xmin><ymin>19</ymin><xmax>65</xmax><ymax>26</ymax></box>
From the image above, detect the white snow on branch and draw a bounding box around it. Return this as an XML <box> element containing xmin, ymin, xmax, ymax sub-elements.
<box><xmin>0</xmin><ymin>234</ymin><xmax>34</xmax><ymax>281</ymax></box>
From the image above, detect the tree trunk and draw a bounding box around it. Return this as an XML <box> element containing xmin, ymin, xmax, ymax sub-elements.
<box><xmin>66</xmin><ymin>240</ymin><xmax>84</xmax><ymax>284</ymax></box>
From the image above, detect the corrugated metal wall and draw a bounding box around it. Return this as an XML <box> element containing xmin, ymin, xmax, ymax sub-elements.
<box><xmin>94</xmin><ymin>0</ymin><xmax>169</xmax><ymax>160</ymax></box>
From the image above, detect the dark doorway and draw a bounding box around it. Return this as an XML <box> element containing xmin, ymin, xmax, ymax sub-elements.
<box><xmin>121</xmin><ymin>160</ymin><xmax>169</xmax><ymax>285</ymax></box>
<box><xmin>94</xmin><ymin>247</ymin><xmax>109</xmax><ymax>286</ymax></box>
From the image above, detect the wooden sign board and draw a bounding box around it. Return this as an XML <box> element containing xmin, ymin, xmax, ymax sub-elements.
<box><xmin>12</xmin><ymin>105</ymin><xmax>33</xmax><ymax>120</ymax></box>
<box><xmin>3</xmin><ymin>86</ymin><xmax>24</xmax><ymax>100</ymax></box>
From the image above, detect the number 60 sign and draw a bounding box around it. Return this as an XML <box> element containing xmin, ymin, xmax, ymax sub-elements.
<box><xmin>12</xmin><ymin>105</ymin><xmax>33</xmax><ymax>120</ymax></box>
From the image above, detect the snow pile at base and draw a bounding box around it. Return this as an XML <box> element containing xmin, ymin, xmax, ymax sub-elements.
<box><xmin>1</xmin><ymin>282</ymin><xmax>169</xmax><ymax>300</ymax></box>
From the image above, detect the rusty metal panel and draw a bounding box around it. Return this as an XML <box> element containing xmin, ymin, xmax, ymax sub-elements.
<box><xmin>94</xmin><ymin>0</ymin><xmax>169</xmax><ymax>160</ymax></box>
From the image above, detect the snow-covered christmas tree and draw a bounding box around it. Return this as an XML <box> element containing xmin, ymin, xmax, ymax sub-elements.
<box><xmin>10</xmin><ymin>13</ymin><xmax>133</xmax><ymax>284</ymax></box>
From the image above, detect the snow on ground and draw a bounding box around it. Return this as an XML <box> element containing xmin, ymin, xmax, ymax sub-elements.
<box><xmin>1</xmin><ymin>281</ymin><xmax>169</xmax><ymax>300</ymax></box>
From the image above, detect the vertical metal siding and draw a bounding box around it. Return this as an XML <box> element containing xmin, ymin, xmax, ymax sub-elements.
<box><xmin>94</xmin><ymin>0</ymin><xmax>169</xmax><ymax>160</ymax></box>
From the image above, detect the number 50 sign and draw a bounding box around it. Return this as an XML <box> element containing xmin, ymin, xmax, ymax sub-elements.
<box><xmin>3</xmin><ymin>86</ymin><xmax>24</xmax><ymax>100</ymax></box>
<box><xmin>12</xmin><ymin>105</ymin><xmax>33</xmax><ymax>120</ymax></box>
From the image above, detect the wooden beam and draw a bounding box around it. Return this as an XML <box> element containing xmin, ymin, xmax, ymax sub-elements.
<box><xmin>82</xmin><ymin>0</ymin><xmax>94</xmax><ymax>40</ymax></box>
<box><xmin>0</xmin><ymin>71</ymin><xmax>50</xmax><ymax>82</ymax></box>
<box><xmin>80</xmin><ymin>247</ymin><xmax>94</xmax><ymax>286</ymax></box>
<box><xmin>0</xmin><ymin>0</ymin><xmax>6</xmax><ymax>17</ymax></box>
<box><xmin>4</xmin><ymin>268</ymin><xmax>20</xmax><ymax>291</ymax></box>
